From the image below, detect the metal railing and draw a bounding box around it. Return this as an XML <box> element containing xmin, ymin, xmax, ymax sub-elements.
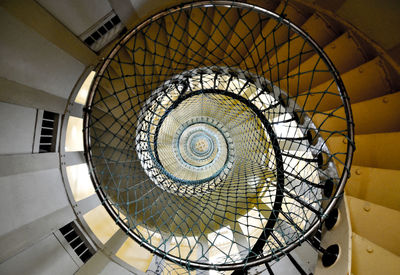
<box><xmin>83</xmin><ymin>1</ymin><xmax>354</xmax><ymax>273</ymax></box>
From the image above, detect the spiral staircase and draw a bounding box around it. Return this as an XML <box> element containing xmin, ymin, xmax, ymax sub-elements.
<box><xmin>0</xmin><ymin>0</ymin><xmax>399</xmax><ymax>275</ymax></box>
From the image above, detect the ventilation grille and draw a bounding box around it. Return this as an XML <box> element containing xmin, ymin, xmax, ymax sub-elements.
<box><xmin>39</xmin><ymin>111</ymin><xmax>59</xmax><ymax>153</ymax></box>
<box><xmin>59</xmin><ymin>222</ymin><xmax>93</xmax><ymax>263</ymax></box>
<box><xmin>81</xmin><ymin>13</ymin><xmax>126</xmax><ymax>52</ymax></box>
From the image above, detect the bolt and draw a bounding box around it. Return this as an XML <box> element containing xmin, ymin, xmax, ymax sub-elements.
<box><xmin>343</xmin><ymin>138</ymin><xmax>348</xmax><ymax>144</ymax></box>
<box><xmin>355</xmin><ymin>169</ymin><xmax>361</xmax><ymax>175</ymax></box>
<box><xmin>382</xmin><ymin>97</ymin><xmax>389</xmax><ymax>103</ymax></box>
<box><xmin>331</xmin><ymin>44</ymin><xmax>336</xmax><ymax>49</ymax></box>
<box><xmin>367</xmin><ymin>247</ymin><xmax>374</xmax><ymax>253</ymax></box>
<box><xmin>363</xmin><ymin>205</ymin><xmax>371</xmax><ymax>212</ymax></box>
<box><xmin>358</xmin><ymin>67</ymin><xmax>364</xmax><ymax>73</ymax></box>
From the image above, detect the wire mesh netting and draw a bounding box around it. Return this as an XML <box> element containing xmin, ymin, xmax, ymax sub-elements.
<box><xmin>84</xmin><ymin>1</ymin><xmax>354</xmax><ymax>272</ymax></box>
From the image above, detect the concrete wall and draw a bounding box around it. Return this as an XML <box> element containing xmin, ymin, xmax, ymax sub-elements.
<box><xmin>76</xmin><ymin>251</ymin><xmax>135</xmax><ymax>275</ymax></box>
<box><xmin>0</xmin><ymin>7</ymin><xmax>85</xmax><ymax>99</ymax></box>
<box><xmin>0</xmin><ymin>2</ymin><xmax>89</xmax><ymax>273</ymax></box>
<box><xmin>0</xmin><ymin>102</ymin><xmax>36</xmax><ymax>155</ymax></box>
<box><xmin>0</xmin><ymin>168</ymin><xmax>70</xmax><ymax>236</ymax></box>
<box><xmin>0</xmin><ymin>158</ymin><xmax>76</xmax><ymax>263</ymax></box>
<box><xmin>37</xmin><ymin>0</ymin><xmax>112</xmax><ymax>36</ymax></box>
<box><xmin>0</xmin><ymin>234</ymin><xmax>79</xmax><ymax>275</ymax></box>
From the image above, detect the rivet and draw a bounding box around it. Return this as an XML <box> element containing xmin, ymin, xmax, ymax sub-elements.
<box><xmin>358</xmin><ymin>67</ymin><xmax>364</xmax><ymax>73</ymax></box>
<box><xmin>355</xmin><ymin>169</ymin><xmax>361</xmax><ymax>175</ymax></box>
<box><xmin>342</xmin><ymin>138</ymin><xmax>347</xmax><ymax>144</ymax></box>
<box><xmin>363</xmin><ymin>205</ymin><xmax>371</xmax><ymax>212</ymax></box>
<box><xmin>367</xmin><ymin>247</ymin><xmax>374</xmax><ymax>253</ymax></box>
<box><xmin>331</xmin><ymin>44</ymin><xmax>336</xmax><ymax>49</ymax></box>
<box><xmin>382</xmin><ymin>97</ymin><xmax>389</xmax><ymax>103</ymax></box>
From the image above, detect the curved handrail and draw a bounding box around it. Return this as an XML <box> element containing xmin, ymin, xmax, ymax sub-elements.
<box><xmin>83</xmin><ymin>1</ymin><xmax>354</xmax><ymax>271</ymax></box>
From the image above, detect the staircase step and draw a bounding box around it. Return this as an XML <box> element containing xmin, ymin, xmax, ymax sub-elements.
<box><xmin>91</xmin><ymin>107</ymin><xmax>135</xmax><ymax>136</ymax></box>
<box><xmin>351</xmin><ymin>233</ymin><xmax>400</xmax><ymax>275</ymax></box>
<box><xmin>143</xmin><ymin>19</ymin><xmax>173</xmax><ymax>84</ymax></box>
<box><xmin>205</xmin><ymin>6</ymin><xmax>240</xmax><ymax>66</ymax></box>
<box><xmin>282</xmin><ymin>31</ymin><xmax>367</xmax><ymax>95</ymax></box>
<box><xmin>164</xmin><ymin>11</ymin><xmax>188</xmax><ymax>71</ymax></box>
<box><xmin>242</xmin><ymin>2</ymin><xmax>308</xmax><ymax>72</ymax></box>
<box><xmin>123</xmin><ymin>31</ymin><xmax>156</xmax><ymax>93</ymax></box>
<box><xmin>266</xmin><ymin>13</ymin><xmax>339</xmax><ymax>82</ymax></box>
<box><xmin>224</xmin><ymin>8</ymin><xmax>263</xmax><ymax>66</ymax></box>
<box><xmin>327</xmin><ymin>131</ymin><xmax>400</xmax><ymax>170</ymax></box>
<box><xmin>345</xmin><ymin>165</ymin><xmax>400</xmax><ymax>211</ymax></box>
<box><xmin>187</xmin><ymin>6</ymin><xmax>215</xmax><ymax>66</ymax></box>
<box><xmin>118</xmin><ymin>45</ymin><xmax>148</xmax><ymax>96</ymax></box>
<box><xmin>314</xmin><ymin>91</ymin><xmax>400</xmax><ymax>135</ymax></box>
<box><xmin>347</xmin><ymin>196</ymin><xmax>400</xmax><ymax>256</ymax></box>
<box><xmin>348</xmin><ymin>92</ymin><xmax>400</xmax><ymax>134</ymax></box>
<box><xmin>93</xmin><ymin>87</ymin><xmax>137</xmax><ymax>126</ymax></box>
<box><xmin>297</xmin><ymin>57</ymin><xmax>391</xmax><ymax>112</ymax></box>
<box><xmin>97</xmin><ymin>65</ymin><xmax>146</xmax><ymax>114</ymax></box>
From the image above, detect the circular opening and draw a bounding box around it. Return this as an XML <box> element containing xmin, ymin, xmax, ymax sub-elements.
<box><xmin>325</xmin><ymin>208</ymin><xmax>339</xmax><ymax>230</ymax></box>
<box><xmin>307</xmin><ymin>129</ymin><xmax>319</xmax><ymax>146</ymax></box>
<box><xmin>324</xmin><ymin>179</ymin><xmax>334</xmax><ymax>197</ymax></box>
<box><xmin>322</xmin><ymin>244</ymin><xmax>340</xmax><ymax>267</ymax></box>
<box><xmin>278</xmin><ymin>94</ymin><xmax>288</xmax><ymax>107</ymax></box>
<box><xmin>293</xmin><ymin>110</ymin><xmax>305</xmax><ymax>125</ymax></box>
<box><xmin>317</xmin><ymin>152</ymin><xmax>329</xmax><ymax>170</ymax></box>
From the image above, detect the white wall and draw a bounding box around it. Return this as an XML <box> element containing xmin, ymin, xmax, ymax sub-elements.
<box><xmin>0</xmin><ymin>7</ymin><xmax>85</xmax><ymax>99</ymax></box>
<box><xmin>0</xmin><ymin>102</ymin><xmax>36</xmax><ymax>155</ymax></box>
<box><xmin>101</xmin><ymin>260</ymin><xmax>136</xmax><ymax>275</ymax></box>
<box><xmin>0</xmin><ymin>168</ymin><xmax>70</xmax><ymax>237</ymax></box>
<box><xmin>0</xmin><ymin>234</ymin><xmax>79</xmax><ymax>275</ymax></box>
<box><xmin>76</xmin><ymin>250</ymin><xmax>136</xmax><ymax>275</ymax></box>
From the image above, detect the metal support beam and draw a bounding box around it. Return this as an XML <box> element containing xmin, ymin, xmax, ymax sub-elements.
<box><xmin>63</xmin><ymin>151</ymin><xmax>86</xmax><ymax>166</ymax></box>
<box><xmin>103</xmin><ymin>229</ymin><xmax>129</xmax><ymax>256</ymax></box>
<box><xmin>76</xmin><ymin>194</ymin><xmax>101</xmax><ymax>216</ymax></box>
<box><xmin>69</xmin><ymin>103</ymin><xmax>84</xmax><ymax>118</ymax></box>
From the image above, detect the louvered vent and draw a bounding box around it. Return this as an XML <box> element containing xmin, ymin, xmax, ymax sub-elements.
<box><xmin>38</xmin><ymin>111</ymin><xmax>59</xmax><ymax>153</ymax></box>
<box><xmin>81</xmin><ymin>12</ymin><xmax>126</xmax><ymax>52</ymax></box>
<box><xmin>59</xmin><ymin>222</ymin><xmax>93</xmax><ymax>263</ymax></box>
